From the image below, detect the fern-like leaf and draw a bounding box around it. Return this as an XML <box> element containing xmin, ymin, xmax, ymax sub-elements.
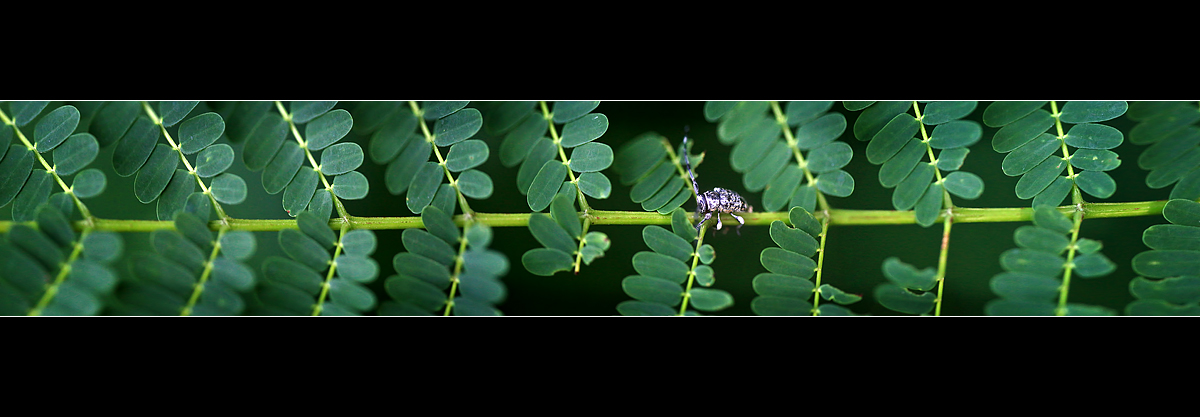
<box><xmin>382</xmin><ymin>206</ymin><xmax>508</xmax><ymax>316</ymax></box>
<box><xmin>984</xmin><ymin>101</ymin><xmax>1127</xmax><ymax>206</ymax></box>
<box><xmin>1125</xmin><ymin>101</ymin><xmax>1200</xmax><ymax>200</ymax></box>
<box><xmin>708</xmin><ymin>101</ymin><xmax>855</xmax><ymax>213</ymax></box>
<box><xmin>110</xmin><ymin>210</ymin><xmax>255</xmax><ymax>315</ymax></box>
<box><xmin>238</xmin><ymin>101</ymin><xmax>366</xmax><ymax>219</ymax></box>
<box><xmin>851</xmin><ymin>100</ymin><xmax>982</xmax><ymax>226</ymax></box>
<box><xmin>751</xmin><ymin>207</ymin><xmax>857</xmax><ymax>316</ymax></box>
<box><xmin>1128</xmin><ymin>199</ymin><xmax>1200</xmax><ymax>315</ymax></box>
<box><xmin>254</xmin><ymin>211</ymin><xmax>376</xmax><ymax>315</ymax></box>
<box><xmin>847</xmin><ymin>101</ymin><xmax>984</xmax><ymax>314</ymax></box>
<box><xmin>365</xmin><ymin>101</ymin><xmax>486</xmax><ymax>216</ymax></box>
<box><xmin>612</xmin><ymin>131</ymin><xmax>694</xmax><ymax>214</ymax></box>
<box><xmin>484</xmin><ymin>101</ymin><xmax>611</xmax><ymax>210</ymax></box>
<box><xmin>2</xmin><ymin>204</ymin><xmax>122</xmax><ymax>315</ymax></box>
<box><xmin>521</xmin><ymin>192</ymin><xmax>609</xmax><ymax>275</ymax></box>
<box><xmin>985</xmin><ymin>207</ymin><xmax>1117</xmax><ymax>316</ymax></box>
<box><xmin>618</xmin><ymin>208</ymin><xmax>732</xmax><ymax>316</ymax></box>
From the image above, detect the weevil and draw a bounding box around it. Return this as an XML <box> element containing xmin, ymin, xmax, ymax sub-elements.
<box><xmin>682</xmin><ymin>127</ymin><xmax>752</xmax><ymax>234</ymax></box>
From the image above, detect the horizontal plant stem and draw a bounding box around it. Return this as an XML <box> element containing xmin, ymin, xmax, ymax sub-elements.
<box><xmin>0</xmin><ymin>200</ymin><xmax>1172</xmax><ymax>233</ymax></box>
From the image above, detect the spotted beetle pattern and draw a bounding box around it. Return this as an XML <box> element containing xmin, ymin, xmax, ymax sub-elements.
<box><xmin>682</xmin><ymin>127</ymin><xmax>753</xmax><ymax>234</ymax></box>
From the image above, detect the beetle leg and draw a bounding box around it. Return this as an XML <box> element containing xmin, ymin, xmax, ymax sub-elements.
<box><xmin>696</xmin><ymin>211</ymin><xmax>712</xmax><ymax>233</ymax></box>
<box><xmin>730</xmin><ymin>212</ymin><xmax>745</xmax><ymax>235</ymax></box>
<box><xmin>715</xmin><ymin>213</ymin><xmax>723</xmax><ymax>230</ymax></box>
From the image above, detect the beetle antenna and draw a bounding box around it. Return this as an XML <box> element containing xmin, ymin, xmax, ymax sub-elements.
<box><xmin>682</xmin><ymin>126</ymin><xmax>700</xmax><ymax>197</ymax></box>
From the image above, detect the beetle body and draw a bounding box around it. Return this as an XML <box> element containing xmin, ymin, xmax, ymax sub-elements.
<box><xmin>682</xmin><ymin>128</ymin><xmax>752</xmax><ymax>234</ymax></box>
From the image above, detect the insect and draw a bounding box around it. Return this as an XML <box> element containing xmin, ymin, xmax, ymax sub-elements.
<box><xmin>682</xmin><ymin>127</ymin><xmax>753</xmax><ymax>234</ymax></box>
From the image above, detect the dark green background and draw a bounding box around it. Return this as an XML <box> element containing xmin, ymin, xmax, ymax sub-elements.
<box><xmin>4</xmin><ymin>101</ymin><xmax>1168</xmax><ymax>315</ymax></box>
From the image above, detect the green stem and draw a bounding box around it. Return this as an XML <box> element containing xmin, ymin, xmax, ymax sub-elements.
<box><xmin>181</xmin><ymin>228</ymin><xmax>228</xmax><ymax>316</ymax></box>
<box><xmin>933</xmin><ymin>214</ymin><xmax>952</xmax><ymax>316</ymax></box>
<box><xmin>811</xmin><ymin>214</ymin><xmax>830</xmax><ymax>316</ymax></box>
<box><xmin>313</xmin><ymin>224</ymin><xmax>349</xmax><ymax>316</ymax></box>
<box><xmin>27</xmin><ymin>229</ymin><xmax>91</xmax><ymax>316</ymax></box>
<box><xmin>1055</xmin><ymin>208</ymin><xmax>1086</xmax><ymax>316</ymax></box>
<box><xmin>679</xmin><ymin>225</ymin><xmax>708</xmax><ymax>316</ymax></box>
<box><xmin>443</xmin><ymin>220</ymin><xmax>472</xmax><ymax>316</ymax></box>
<box><xmin>1048</xmin><ymin>100</ymin><xmax>1086</xmax><ymax>315</ymax></box>
<box><xmin>1049</xmin><ymin>101</ymin><xmax>1083</xmax><ymax>205</ymax></box>
<box><xmin>0</xmin><ymin>200</ymin><xmax>1173</xmax><ymax>233</ymax></box>
<box><xmin>573</xmin><ymin>217</ymin><xmax>592</xmax><ymax>274</ymax></box>
<box><xmin>912</xmin><ymin>102</ymin><xmax>947</xmax><ymax>183</ymax></box>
